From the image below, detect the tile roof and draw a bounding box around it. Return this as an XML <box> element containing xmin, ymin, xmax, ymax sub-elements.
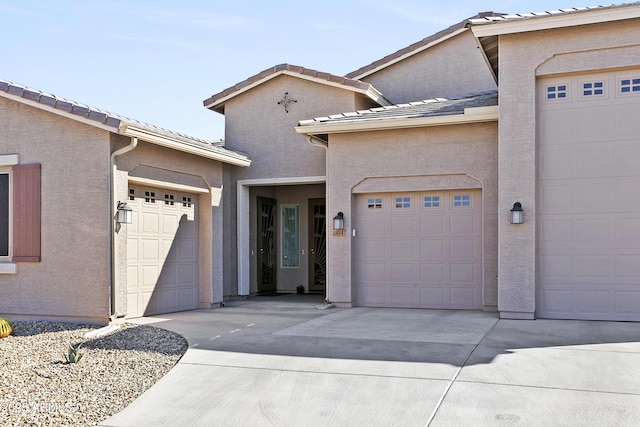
<box><xmin>468</xmin><ymin>2</ymin><xmax>640</xmax><ymax>25</ymax></box>
<box><xmin>203</xmin><ymin>63</ymin><xmax>390</xmax><ymax>112</ymax></box>
<box><xmin>0</xmin><ymin>79</ymin><xmax>241</xmax><ymax>158</ymax></box>
<box><xmin>298</xmin><ymin>90</ymin><xmax>498</xmax><ymax>127</ymax></box>
<box><xmin>345</xmin><ymin>12</ymin><xmax>505</xmax><ymax>80</ymax></box>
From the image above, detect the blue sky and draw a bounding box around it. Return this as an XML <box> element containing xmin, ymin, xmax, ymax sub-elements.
<box><xmin>2</xmin><ymin>1</ymin><xmax>580</xmax><ymax>139</ymax></box>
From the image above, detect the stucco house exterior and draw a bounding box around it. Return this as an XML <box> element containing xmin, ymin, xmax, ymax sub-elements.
<box><xmin>2</xmin><ymin>3</ymin><xmax>639</xmax><ymax>325</ymax></box>
<box><xmin>209</xmin><ymin>4</ymin><xmax>640</xmax><ymax>322</ymax></box>
<box><xmin>0</xmin><ymin>80</ymin><xmax>250</xmax><ymax>324</ymax></box>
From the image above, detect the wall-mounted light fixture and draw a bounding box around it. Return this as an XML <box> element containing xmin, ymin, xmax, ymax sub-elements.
<box><xmin>510</xmin><ymin>202</ymin><xmax>524</xmax><ymax>224</ymax></box>
<box><xmin>333</xmin><ymin>212</ymin><xmax>344</xmax><ymax>230</ymax></box>
<box><xmin>116</xmin><ymin>201</ymin><xmax>133</xmax><ymax>224</ymax></box>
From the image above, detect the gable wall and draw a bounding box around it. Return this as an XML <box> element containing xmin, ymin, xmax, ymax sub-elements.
<box><xmin>221</xmin><ymin>75</ymin><xmax>360</xmax><ymax>297</ymax></box>
<box><xmin>0</xmin><ymin>97</ymin><xmax>112</xmax><ymax>323</ymax></box>
<box><xmin>362</xmin><ymin>30</ymin><xmax>497</xmax><ymax>103</ymax></box>
<box><xmin>496</xmin><ymin>17</ymin><xmax>640</xmax><ymax>317</ymax></box>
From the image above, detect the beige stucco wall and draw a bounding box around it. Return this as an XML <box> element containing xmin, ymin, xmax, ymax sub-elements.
<box><xmin>496</xmin><ymin>18</ymin><xmax>640</xmax><ymax>318</ymax></box>
<box><xmin>362</xmin><ymin>30</ymin><xmax>497</xmax><ymax>103</ymax></box>
<box><xmin>113</xmin><ymin>138</ymin><xmax>225</xmax><ymax>315</ymax></box>
<box><xmin>0</xmin><ymin>98</ymin><xmax>112</xmax><ymax>324</ymax></box>
<box><xmin>325</xmin><ymin>122</ymin><xmax>498</xmax><ymax>308</ymax></box>
<box><xmin>221</xmin><ymin>75</ymin><xmax>367</xmax><ymax>297</ymax></box>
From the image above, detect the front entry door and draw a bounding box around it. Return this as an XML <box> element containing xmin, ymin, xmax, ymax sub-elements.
<box><xmin>257</xmin><ymin>197</ymin><xmax>277</xmax><ymax>293</ymax></box>
<box><xmin>308</xmin><ymin>199</ymin><xmax>326</xmax><ymax>293</ymax></box>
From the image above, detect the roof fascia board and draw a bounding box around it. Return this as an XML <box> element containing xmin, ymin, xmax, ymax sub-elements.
<box><xmin>471</xmin><ymin>7</ymin><xmax>640</xmax><ymax>37</ymax></box>
<box><xmin>295</xmin><ymin>106</ymin><xmax>498</xmax><ymax>135</ymax></box>
<box><xmin>351</xmin><ymin>28</ymin><xmax>468</xmax><ymax>80</ymax></box>
<box><xmin>0</xmin><ymin>90</ymin><xmax>117</xmax><ymax>132</ymax></box>
<box><xmin>122</xmin><ymin>126</ymin><xmax>251</xmax><ymax>167</ymax></box>
<box><xmin>204</xmin><ymin>70</ymin><xmax>390</xmax><ymax>110</ymax></box>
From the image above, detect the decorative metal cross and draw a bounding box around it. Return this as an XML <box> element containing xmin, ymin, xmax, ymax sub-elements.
<box><xmin>277</xmin><ymin>92</ymin><xmax>297</xmax><ymax>113</ymax></box>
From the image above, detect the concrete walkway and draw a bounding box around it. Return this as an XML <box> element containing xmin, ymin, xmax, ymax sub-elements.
<box><xmin>99</xmin><ymin>295</ymin><xmax>640</xmax><ymax>426</ymax></box>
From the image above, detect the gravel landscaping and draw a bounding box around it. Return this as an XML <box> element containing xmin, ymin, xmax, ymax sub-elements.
<box><xmin>0</xmin><ymin>321</ymin><xmax>187</xmax><ymax>427</ymax></box>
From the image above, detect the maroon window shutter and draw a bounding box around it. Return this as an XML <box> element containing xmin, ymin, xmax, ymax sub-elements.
<box><xmin>12</xmin><ymin>163</ymin><xmax>41</xmax><ymax>262</ymax></box>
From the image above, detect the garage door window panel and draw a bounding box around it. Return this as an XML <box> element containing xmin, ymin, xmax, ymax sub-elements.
<box><xmin>422</xmin><ymin>194</ymin><xmax>442</xmax><ymax>209</ymax></box>
<box><xmin>619</xmin><ymin>77</ymin><xmax>640</xmax><ymax>95</ymax></box>
<box><xmin>367</xmin><ymin>197</ymin><xmax>383</xmax><ymax>210</ymax></box>
<box><xmin>453</xmin><ymin>194</ymin><xmax>472</xmax><ymax>208</ymax></box>
<box><xmin>394</xmin><ymin>196</ymin><xmax>412</xmax><ymax>210</ymax></box>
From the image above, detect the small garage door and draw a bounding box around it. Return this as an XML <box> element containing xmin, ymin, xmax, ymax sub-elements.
<box><xmin>355</xmin><ymin>190</ymin><xmax>483</xmax><ymax>309</ymax></box>
<box><xmin>537</xmin><ymin>71</ymin><xmax>640</xmax><ymax>321</ymax></box>
<box><xmin>127</xmin><ymin>185</ymin><xmax>198</xmax><ymax>317</ymax></box>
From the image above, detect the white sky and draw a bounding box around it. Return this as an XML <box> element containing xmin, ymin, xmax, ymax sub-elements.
<box><xmin>2</xmin><ymin>1</ymin><xmax>581</xmax><ymax>140</ymax></box>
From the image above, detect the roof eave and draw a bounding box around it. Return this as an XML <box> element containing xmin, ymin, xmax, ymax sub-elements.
<box><xmin>121</xmin><ymin>126</ymin><xmax>251</xmax><ymax>167</ymax></box>
<box><xmin>295</xmin><ymin>105</ymin><xmax>498</xmax><ymax>136</ymax></box>
<box><xmin>204</xmin><ymin>69</ymin><xmax>391</xmax><ymax>111</ymax></box>
<box><xmin>470</xmin><ymin>6</ymin><xmax>640</xmax><ymax>37</ymax></box>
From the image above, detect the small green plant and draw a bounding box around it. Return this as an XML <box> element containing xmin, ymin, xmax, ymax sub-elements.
<box><xmin>0</xmin><ymin>318</ymin><xmax>12</xmax><ymax>338</ymax></box>
<box><xmin>65</xmin><ymin>343</ymin><xmax>84</xmax><ymax>364</ymax></box>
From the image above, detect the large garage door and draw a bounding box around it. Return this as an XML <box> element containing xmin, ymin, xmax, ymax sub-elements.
<box><xmin>127</xmin><ymin>185</ymin><xmax>198</xmax><ymax>317</ymax></box>
<box><xmin>355</xmin><ymin>190</ymin><xmax>482</xmax><ymax>309</ymax></box>
<box><xmin>537</xmin><ymin>71</ymin><xmax>640</xmax><ymax>321</ymax></box>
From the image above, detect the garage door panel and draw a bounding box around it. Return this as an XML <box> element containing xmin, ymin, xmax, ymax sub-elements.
<box><xmin>421</xmin><ymin>239</ymin><xmax>446</xmax><ymax>258</ymax></box>
<box><xmin>359</xmin><ymin>239</ymin><xmax>388</xmax><ymax>260</ymax></box>
<box><xmin>391</xmin><ymin>240</ymin><xmax>418</xmax><ymax>260</ymax></box>
<box><xmin>391</xmin><ymin>286</ymin><xmax>418</xmax><ymax>307</ymax></box>
<box><xmin>126</xmin><ymin>186</ymin><xmax>198</xmax><ymax>317</ymax></box>
<box><xmin>391</xmin><ymin>215</ymin><xmax>419</xmax><ymax>236</ymax></box>
<box><xmin>538</xmin><ymin>71</ymin><xmax>640</xmax><ymax>320</ymax></box>
<box><xmin>420</xmin><ymin>287</ymin><xmax>445</xmax><ymax>307</ymax></box>
<box><xmin>141</xmin><ymin>212</ymin><xmax>160</xmax><ymax>234</ymax></box>
<box><xmin>421</xmin><ymin>263</ymin><xmax>445</xmax><ymax>282</ymax></box>
<box><xmin>421</xmin><ymin>215</ymin><xmax>446</xmax><ymax>235</ymax></box>
<box><xmin>356</xmin><ymin>190</ymin><xmax>482</xmax><ymax>310</ymax></box>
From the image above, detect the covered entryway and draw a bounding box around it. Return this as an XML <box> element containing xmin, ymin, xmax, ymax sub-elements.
<box><xmin>537</xmin><ymin>71</ymin><xmax>640</xmax><ymax>321</ymax></box>
<box><xmin>126</xmin><ymin>185</ymin><xmax>198</xmax><ymax>317</ymax></box>
<box><xmin>355</xmin><ymin>190</ymin><xmax>483</xmax><ymax>309</ymax></box>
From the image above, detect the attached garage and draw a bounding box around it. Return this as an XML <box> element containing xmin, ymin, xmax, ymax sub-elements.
<box><xmin>355</xmin><ymin>190</ymin><xmax>483</xmax><ymax>309</ymax></box>
<box><xmin>537</xmin><ymin>71</ymin><xmax>640</xmax><ymax>321</ymax></box>
<box><xmin>126</xmin><ymin>185</ymin><xmax>198</xmax><ymax>317</ymax></box>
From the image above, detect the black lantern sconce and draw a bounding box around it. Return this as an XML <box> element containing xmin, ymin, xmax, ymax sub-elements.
<box><xmin>510</xmin><ymin>202</ymin><xmax>524</xmax><ymax>224</ymax></box>
<box><xmin>333</xmin><ymin>212</ymin><xmax>345</xmax><ymax>230</ymax></box>
<box><xmin>116</xmin><ymin>201</ymin><xmax>133</xmax><ymax>224</ymax></box>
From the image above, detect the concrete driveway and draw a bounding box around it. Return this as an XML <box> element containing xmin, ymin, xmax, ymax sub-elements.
<box><xmin>99</xmin><ymin>295</ymin><xmax>640</xmax><ymax>426</ymax></box>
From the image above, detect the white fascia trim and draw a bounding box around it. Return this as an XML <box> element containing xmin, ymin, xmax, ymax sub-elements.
<box><xmin>127</xmin><ymin>176</ymin><xmax>210</xmax><ymax>194</ymax></box>
<box><xmin>0</xmin><ymin>154</ymin><xmax>19</xmax><ymax>166</ymax></box>
<box><xmin>237</xmin><ymin>176</ymin><xmax>327</xmax><ymax>187</ymax></box>
<box><xmin>471</xmin><ymin>7</ymin><xmax>640</xmax><ymax>37</ymax></box>
<box><xmin>295</xmin><ymin>106</ymin><xmax>498</xmax><ymax>135</ymax></box>
<box><xmin>204</xmin><ymin>70</ymin><xmax>391</xmax><ymax>110</ymax></box>
<box><xmin>0</xmin><ymin>263</ymin><xmax>17</xmax><ymax>275</ymax></box>
<box><xmin>351</xmin><ymin>27</ymin><xmax>468</xmax><ymax>80</ymax></box>
<box><xmin>0</xmin><ymin>91</ymin><xmax>116</xmax><ymax>132</ymax></box>
<box><xmin>121</xmin><ymin>126</ymin><xmax>251</xmax><ymax>167</ymax></box>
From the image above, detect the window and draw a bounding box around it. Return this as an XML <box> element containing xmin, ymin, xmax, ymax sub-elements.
<box><xmin>423</xmin><ymin>195</ymin><xmax>440</xmax><ymax>208</ymax></box>
<box><xmin>546</xmin><ymin>84</ymin><xmax>568</xmax><ymax>100</ymax></box>
<box><xmin>367</xmin><ymin>197</ymin><xmax>383</xmax><ymax>209</ymax></box>
<box><xmin>395</xmin><ymin>196</ymin><xmax>411</xmax><ymax>209</ymax></box>
<box><xmin>182</xmin><ymin>196</ymin><xmax>192</xmax><ymax>207</ymax></box>
<box><xmin>453</xmin><ymin>194</ymin><xmax>471</xmax><ymax>207</ymax></box>
<box><xmin>128</xmin><ymin>188</ymin><xmax>135</xmax><ymax>201</ymax></box>
<box><xmin>582</xmin><ymin>81</ymin><xmax>605</xmax><ymax>97</ymax></box>
<box><xmin>0</xmin><ymin>172</ymin><xmax>9</xmax><ymax>257</ymax></box>
<box><xmin>281</xmin><ymin>205</ymin><xmax>299</xmax><ymax>267</ymax></box>
<box><xmin>620</xmin><ymin>78</ymin><xmax>640</xmax><ymax>94</ymax></box>
<box><xmin>164</xmin><ymin>193</ymin><xmax>175</xmax><ymax>206</ymax></box>
<box><xmin>144</xmin><ymin>191</ymin><xmax>156</xmax><ymax>204</ymax></box>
